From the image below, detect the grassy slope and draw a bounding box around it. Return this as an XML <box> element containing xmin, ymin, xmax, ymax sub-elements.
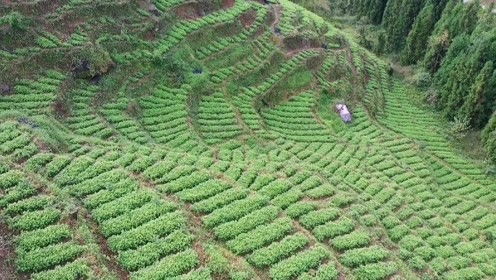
<box><xmin>0</xmin><ymin>1</ymin><xmax>495</xmax><ymax>280</ymax></box>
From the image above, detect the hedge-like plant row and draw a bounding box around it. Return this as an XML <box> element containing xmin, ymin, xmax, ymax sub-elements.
<box><xmin>65</xmin><ymin>86</ymin><xmax>114</xmax><ymax>139</ymax></box>
<box><xmin>210</xmin><ymin>31</ymin><xmax>275</xmax><ymax>85</ymax></box>
<box><xmin>0</xmin><ymin>71</ymin><xmax>64</xmax><ymax>115</ymax></box>
<box><xmin>197</xmin><ymin>92</ymin><xmax>243</xmax><ymax>145</ymax></box>
<box><xmin>152</xmin><ymin>0</ymin><xmax>252</xmax><ymax>57</ymax></box>
<box><xmin>101</xmin><ymin>96</ymin><xmax>150</xmax><ymax>144</ymax></box>
<box><xmin>139</xmin><ymin>84</ymin><xmax>205</xmax><ymax>151</ymax></box>
<box><xmin>131</xmin><ymin>249</ymin><xmax>199</xmax><ymax>280</ymax></box>
<box><xmin>269</xmin><ymin>246</ymin><xmax>330</xmax><ymax>280</ymax></box>
<box><xmin>247</xmin><ymin>233</ymin><xmax>309</xmax><ymax>267</ymax></box>
<box><xmin>0</xmin><ymin>148</ymin><xmax>90</xmax><ymax>278</ymax></box>
<box><xmin>232</xmin><ymin>51</ymin><xmax>320</xmax><ymax>135</ymax></box>
<box><xmin>226</xmin><ymin>217</ymin><xmax>294</xmax><ymax>254</ymax></box>
<box><xmin>153</xmin><ymin>0</ymin><xmax>187</xmax><ymax>13</ymax></box>
<box><xmin>214</xmin><ymin>205</ymin><xmax>280</xmax><ymax>240</ymax></box>
<box><xmin>195</xmin><ymin>3</ymin><xmax>268</xmax><ymax>60</ymax></box>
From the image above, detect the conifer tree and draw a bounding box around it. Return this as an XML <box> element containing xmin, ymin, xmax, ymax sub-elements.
<box><xmin>459</xmin><ymin>62</ymin><xmax>495</xmax><ymax>128</ymax></box>
<box><xmin>401</xmin><ymin>0</ymin><xmax>436</xmax><ymax>65</ymax></box>
<box><xmin>383</xmin><ymin>0</ymin><xmax>426</xmax><ymax>52</ymax></box>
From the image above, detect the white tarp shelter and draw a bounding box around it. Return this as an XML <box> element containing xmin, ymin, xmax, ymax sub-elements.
<box><xmin>336</xmin><ymin>104</ymin><xmax>352</xmax><ymax>123</ymax></box>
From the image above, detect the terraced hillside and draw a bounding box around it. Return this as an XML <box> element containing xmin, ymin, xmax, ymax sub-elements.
<box><xmin>1</xmin><ymin>0</ymin><xmax>495</xmax><ymax>280</ymax></box>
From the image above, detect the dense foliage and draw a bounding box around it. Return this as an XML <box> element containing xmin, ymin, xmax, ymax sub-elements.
<box><xmin>326</xmin><ymin>0</ymin><xmax>496</xmax><ymax>161</ymax></box>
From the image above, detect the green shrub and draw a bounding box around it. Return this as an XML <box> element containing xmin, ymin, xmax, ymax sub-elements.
<box><xmin>353</xmin><ymin>262</ymin><xmax>397</xmax><ymax>280</ymax></box>
<box><xmin>214</xmin><ymin>206</ymin><xmax>279</xmax><ymax>240</ymax></box>
<box><xmin>178</xmin><ymin>180</ymin><xmax>231</xmax><ymax>202</ymax></box>
<box><xmin>444</xmin><ymin>267</ymin><xmax>485</xmax><ymax>280</ymax></box>
<box><xmin>286</xmin><ymin>201</ymin><xmax>318</xmax><ymax>218</ymax></box>
<box><xmin>331</xmin><ymin>231</ymin><xmax>371</xmax><ymax>252</ymax></box>
<box><xmin>91</xmin><ymin>190</ymin><xmax>154</xmax><ymax>222</ymax></box>
<box><xmin>31</xmin><ymin>260</ymin><xmax>90</xmax><ymax>280</ymax></box>
<box><xmin>12</xmin><ymin>208</ymin><xmax>61</xmax><ymax>231</ymax></box>
<box><xmin>226</xmin><ymin>218</ymin><xmax>293</xmax><ymax>255</ymax></box>
<box><xmin>269</xmin><ymin>246</ymin><xmax>329</xmax><ymax>280</ymax></box>
<box><xmin>101</xmin><ymin>201</ymin><xmax>170</xmax><ymax>237</ymax></box>
<box><xmin>313</xmin><ymin>217</ymin><xmax>355</xmax><ymax>241</ymax></box>
<box><xmin>299</xmin><ymin>207</ymin><xmax>340</xmax><ymax>229</ymax></box>
<box><xmin>0</xmin><ymin>170</ymin><xmax>24</xmax><ymax>190</ymax></box>
<box><xmin>131</xmin><ymin>249</ymin><xmax>199</xmax><ymax>279</ymax></box>
<box><xmin>340</xmin><ymin>246</ymin><xmax>390</xmax><ymax>268</ymax></box>
<box><xmin>247</xmin><ymin>233</ymin><xmax>309</xmax><ymax>267</ymax></box>
<box><xmin>108</xmin><ymin>211</ymin><xmax>186</xmax><ymax>251</ymax></box>
<box><xmin>192</xmin><ymin>188</ymin><xmax>249</xmax><ymax>213</ymax></box>
<box><xmin>5</xmin><ymin>196</ymin><xmax>51</xmax><ymax>216</ymax></box>
<box><xmin>17</xmin><ymin>224</ymin><xmax>71</xmax><ymax>252</ymax></box>
<box><xmin>203</xmin><ymin>196</ymin><xmax>268</xmax><ymax>228</ymax></box>
<box><xmin>17</xmin><ymin>242</ymin><xmax>84</xmax><ymax>272</ymax></box>
<box><xmin>118</xmin><ymin>230</ymin><xmax>193</xmax><ymax>271</ymax></box>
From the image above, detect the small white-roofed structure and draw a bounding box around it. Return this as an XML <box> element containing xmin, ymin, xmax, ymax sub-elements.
<box><xmin>336</xmin><ymin>104</ymin><xmax>352</xmax><ymax>123</ymax></box>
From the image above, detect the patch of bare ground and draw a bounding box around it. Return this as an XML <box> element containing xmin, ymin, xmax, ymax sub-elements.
<box><xmin>174</xmin><ymin>2</ymin><xmax>215</xmax><ymax>20</ymax></box>
<box><xmin>0</xmin><ymin>222</ymin><xmax>28</xmax><ymax>280</ymax></box>
<box><xmin>222</xmin><ymin>0</ymin><xmax>235</xmax><ymax>9</ymax></box>
<box><xmin>240</xmin><ymin>10</ymin><xmax>257</xmax><ymax>27</ymax></box>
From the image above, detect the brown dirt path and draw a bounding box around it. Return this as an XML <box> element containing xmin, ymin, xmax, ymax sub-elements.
<box><xmin>0</xmin><ymin>222</ymin><xmax>28</xmax><ymax>280</ymax></box>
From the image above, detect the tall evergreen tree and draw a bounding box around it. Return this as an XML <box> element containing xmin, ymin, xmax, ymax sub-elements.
<box><xmin>482</xmin><ymin>112</ymin><xmax>496</xmax><ymax>162</ymax></box>
<box><xmin>401</xmin><ymin>0</ymin><xmax>436</xmax><ymax>65</ymax></box>
<box><xmin>459</xmin><ymin>61</ymin><xmax>495</xmax><ymax>128</ymax></box>
<box><xmin>383</xmin><ymin>0</ymin><xmax>426</xmax><ymax>52</ymax></box>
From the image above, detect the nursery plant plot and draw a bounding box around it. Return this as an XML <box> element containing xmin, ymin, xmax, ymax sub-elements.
<box><xmin>65</xmin><ymin>86</ymin><xmax>114</xmax><ymax>139</ymax></box>
<box><xmin>0</xmin><ymin>71</ymin><xmax>65</xmax><ymax>116</ymax></box>
<box><xmin>261</xmin><ymin>91</ymin><xmax>333</xmax><ymax>142</ymax></box>
<box><xmin>100</xmin><ymin>96</ymin><xmax>151</xmax><ymax>144</ymax></box>
<box><xmin>197</xmin><ymin>92</ymin><xmax>244</xmax><ymax>145</ymax></box>
<box><xmin>139</xmin><ymin>85</ymin><xmax>207</xmax><ymax>153</ymax></box>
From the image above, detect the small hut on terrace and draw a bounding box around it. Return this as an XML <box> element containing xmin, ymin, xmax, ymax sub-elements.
<box><xmin>336</xmin><ymin>104</ymin><xmax>352</xmax><ymax>123</ymax></box>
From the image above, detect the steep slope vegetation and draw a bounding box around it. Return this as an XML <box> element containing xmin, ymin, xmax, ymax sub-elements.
<box><xmin>1</xmin><ymin>1</ymin><xmax>496</xmax><ymax>280</ymax></box>
<box><xmin>300</xmin><ymin>0</ymin><xmax>496</xmax><ymax>161</ymax></box>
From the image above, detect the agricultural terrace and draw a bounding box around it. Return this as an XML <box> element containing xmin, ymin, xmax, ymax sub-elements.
<box><xmin>0</xmin><ymin>0</ymin><xmax>495</xmax><ymax>280</ymax></box>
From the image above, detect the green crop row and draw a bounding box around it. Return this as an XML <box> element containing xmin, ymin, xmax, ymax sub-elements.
<box><xmin>12</xmin><ymin>208</ymin><xmax>61</xmax><ymax>231</ymax></box>
<box><xmin>271</xmin><ymin>189</ymin><xmax>303</xmax><ymax>209</ymax></box>
<box><xmin>153</xmin><ymin>0</ymin><xmax>186</xmax><ymax>12</ymax></box>
<box><xmin>353</xmin><ymin>262</ymin><xmax>397</xmax><ymax>280</ymax></box>
<box><xmin>247</xmin><ymin>233</ymin><xmax>309</xmax><ymax>267</ymax></box>
<box><xmin>108</xmin><ymin>210</ymin><xmax>186</xmax><ymax>251</ymax></box>
<box><xmin>17</xmin><ymin>242</ymin><xmax>84</xmax><ymax>273</ymax></box>
<box><xmin>286</xmin><ymin>201</ymin><xmax>318</xmax><ymax>219</ymax></box>
<box><xmin>192</xmin><ymin>188</ymin><xmax>249</xmax><ymax>213</ymax></box>
<box><xmin>131</xmin><ymin>249</ymin><xmax>199</xmax><ymax>280</ymax></box>
<box><xmin>31</xmin><ymin>260</ymin><xmax>91</xmax><ymax>280</ymax></box>
<box><xmin>313</xmin><ymin>217</ymin><xmax>355</xmax><ymax>241</ymax></box>
<box><xmin>91</xmin><ymin>190</ymin><xmax>154</xmax><ymax>223</ymax></box>
<box><xmin>299</xmin><ymin>207</ymin><xmax>340</xmax><ymax>229</ymax></box>
<box><xmin>269</xmin><ymin>246</ymin><xmax>330</xmax><ymax>280</ymax></box>
<box><xmin>203</xmin><ymin>195</ymin><xmax>268</xmax><ymax>228</ymax></box>
<box><xmin>195</xmin><ymin>4</ymin><xmax>268</xmax><ymax>59</ymax></box>
<box><xmin>331</xmin><ymin>231</ymin><xmax>371</xmax><ymax>252</ymax></box>
<box><xmin>178</xmin><ymin>180</ymin><xmax>231</xmax><ymax>203</ymax></box>
<box><xmin>101</xmin><ymin>200</ymin><xmax>173</xmax><ymax>237</ymax></box>
<box><xmin>152</xmin><ymin>0</ymin><xmax>252</xmax><ymax>57</ymax></box>
<box><xmin>226</xmin><ymin>217</ymin><xmax>293</xmax><ymax>255</ymax></box>
<box><xmin>163</xmin><ymin>171</ymin><xmax>211</xmax><ymax>193</ymax></box>
<box><xmin>214</xmin><ymin>205</ymin><xmax>279</xmax><ymax>240</ymax></box>
<box><xmin>83</xmin><ymin>179</ymin><xmax>137</xmax><ymax>210</ymax></box>
<box><xmin>17</xmin><ymin>224</ymin><xmax>72</xmax><ymax>252</ymax></box>
<box><xmin>298</xmin><ymin>263</ymin><xmax>339</xmax><ymax>280</ymax></box>
<box><xmin>118</xmin><ymin>230</ymin><xmax>193</xmax><ymax>271</ymax></box>
<box><xmin>0</xmin><ymin>170</ymin><xmax>24</xmax><ymax>190</ymax></box>
<box><xmin>340</xmin><ymin>246</ymin><xmax>390</xmax><ymax>268</ymax></box>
